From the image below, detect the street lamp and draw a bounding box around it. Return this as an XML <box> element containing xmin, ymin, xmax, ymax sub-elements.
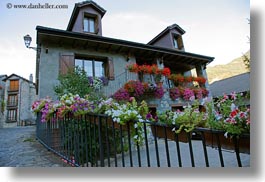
<box><xmin>23</xmin><ymin>34</ymin><xmax>38</xmax><ymax>51</ymax></box>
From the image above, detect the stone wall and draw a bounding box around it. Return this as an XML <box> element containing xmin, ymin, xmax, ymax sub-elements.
<box><xmin>38</xmin><ymin>42</ymin><xmax>137</xmax><ymax>99</ymax></box>
<box><xmin>2</xmin><ymin>76</ymin><xmax>37</xmax><ymax>128</ymax></box>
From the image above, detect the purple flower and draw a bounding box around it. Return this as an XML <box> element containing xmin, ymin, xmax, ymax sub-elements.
<box><xmin>169</xmin><ymin>87</ymin><xmax>180</xmax><ymax>100</ymax></box>
<box><xmin>182</xmin><ymin>88</ymin><xmax>194</xmax><ymax>101</ymax></box>
<box><xmin>146</xmin><ymin>113</ymin><xmax>153</xmax><ymax>120</ymax></box>
<box><xmin>154</xmin><ymin>87</ymin><xmax>164</xmax><ymax>99</ymax></box>
<box><xmin>112</xmin><ymin>88</ymin><xmax>130</xmax><ymax>101</ymax></box>
<box><xmin>88</xmin><ymin>76</ymin><xmax>94</xmax><ymax>87</ymax></box>
<box><xmin>100</xmin><ymin>76</ymin><xmax>109</xmax><ymax>86</ymax></box>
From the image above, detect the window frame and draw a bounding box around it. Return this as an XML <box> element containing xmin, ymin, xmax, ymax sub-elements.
<box><xmin>83</xmin><ymin>13</ymin><xmax>97</xmax><ymax>34</ymax></box>
<box><xmin>75</xmin><ymin>56</ymin><xmax>107</xmax><ymax>77</ymax></box>
<box><xmin>172</xmin><ymin>34</ymin><xmax>184</xmax><ymax>50</ymax></box>
<box><xmin>7</xmin><ymin>94</ymin><xmax>18</xmax><ymax>106</ymax></box>
<box><xmin>7</xmin><ymin>109</ymin><xmax>17</xmax><ymax>122</ymax></box>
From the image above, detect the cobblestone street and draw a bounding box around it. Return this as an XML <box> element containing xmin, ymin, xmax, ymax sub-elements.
<box><xmin>0</xmin><ymin>126</ymin><xmax>70</xmax><ymax>167</ymax></box>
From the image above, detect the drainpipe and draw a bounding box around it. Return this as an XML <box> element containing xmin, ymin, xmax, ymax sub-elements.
<box><xmin>19</xmin><ymin>80</ymin><xmax>24</xmax><ymax>126</ymax></box>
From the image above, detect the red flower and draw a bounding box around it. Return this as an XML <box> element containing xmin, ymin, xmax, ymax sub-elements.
<box><xmin>139</xmin><ymin>64</ymin><xmax>150</xmax><ymax>74</ymax></box>
<box><xmin>230</xmin><ymin>109</ymin><xmax>239</xmax><ymax>118</ymax></box>
<box><xmin>195</xmin><ymin>77</ymin><xmax>206</xmax><ymax>84</ymax></box>
<box><xmin>162</xmin><ymin>67</ymin><xmax>171</xmax><ymax>77</ymax></box>
<box><xmin>127</xmin><ymin>63</ymin><xmax>139</xmax><ymax>73</ymax></box>
<box><xmin>185</xmin><ymin>76</ymin><xmax>194</xmax><ymax>82</ymax></box>
<box><xmin>149</xmin><ymin>64</ymin><xmax>159</xmax><ymax>74</ymax></box>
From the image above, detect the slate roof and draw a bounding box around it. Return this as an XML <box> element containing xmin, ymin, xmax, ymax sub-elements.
<box><xmin>148</xmin><ymin>24</ymin><xmax>186</xmax><ymax>45</ymax></box>
<box><xmin>2</xmin><ymin>73</ymin><xmax>34</xmax><ymax>84</ymax></box>
<box><xmin>209</xmin><ymin>72</ymin><xmax>250</xmax><ymax>98</ymax></box>
<box><xmin>67</xmin><ymin>0</ymin><xmax>106</xmax><ymax>31</ymax></box>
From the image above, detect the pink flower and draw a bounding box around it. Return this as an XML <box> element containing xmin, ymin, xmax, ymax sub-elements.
<box><xmin>246</xmin><ymin>119</ymin><xmax>250</xmax><ymax>125</ymax></box>
<box><xmin>223</xmin><ymin>94</ymin><xmax>228</xmax><ymax>100</ymax></box>
<box><xmin>239</xmin><ymin>112</ymin><xmax>246</xmax><ymax>118</ymax></box>
<box><xmin>230</xmin><ymin>91</ymin><xmax>237</xmax><ymax>100</ymax></box>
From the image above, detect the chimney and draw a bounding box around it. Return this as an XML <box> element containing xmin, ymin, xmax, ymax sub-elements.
<box><xmin>29</xmin><ymin>74</ymin><xmax>33</xmax><ymax>82</ymax></box>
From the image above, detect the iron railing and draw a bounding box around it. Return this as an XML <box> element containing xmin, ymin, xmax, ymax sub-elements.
<box><xmin>36</xmin><ymin>113</ymin><xmax>250</xmax><ymax>167</ymax></box>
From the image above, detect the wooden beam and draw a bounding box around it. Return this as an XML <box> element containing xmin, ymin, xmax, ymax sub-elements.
<box><xmin>83</xmin><ymin>41</ymin><xmax>89</xmax><ymax>49</ymax></box>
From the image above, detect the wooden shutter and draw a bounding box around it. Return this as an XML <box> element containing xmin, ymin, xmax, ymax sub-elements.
<box><xmin>177</xmin><ymin>36</ymin><xmax>184</xmax><ymax>49</ymax></box>
<box><xmin>94</xmin><ymin>16</ymin><xmax>99</xmax><ymax>34</ymax></box>
<box><xmin>107</xmin><ymin>57</ymin><xmax>115</xmax><ymax>80</ymax></box>
<box><xmin>59</xmin><ymin>53</ymin><xmax>75</xmax><ymax>75</ymax></box>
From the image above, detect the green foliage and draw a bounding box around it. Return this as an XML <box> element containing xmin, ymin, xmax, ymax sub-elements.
<box><xmin>243</xmin><ymin>53</ymin><xmax>250</xmax><ymax>71</ymax></box>
<box><xmin>157</xmin><ymin>100</ymin><xmax>207</xmax><ymax>134</ymax></box>
<box><xmin>206</xmin><ymin>92</ymin><xmax>250</xmax><ymax>136</ymax></box>
<box><xmin>54</xmin><ymin>67</ymin><xmax>103</xmax><ymax>101</ymax></box>
<box><xmin>1</xmin><ymin>100</ymin><xmax>5</xmax><ymax>114</ymax></box>
<box><xmin>205</xmin><ymin>101</ymin><xmax>225</xmax><ymax>131</ymax></box>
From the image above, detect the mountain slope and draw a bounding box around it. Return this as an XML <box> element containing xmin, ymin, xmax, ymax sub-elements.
<box><xmin>206</xmin><ymin>51</ymin><xmax>250</xmax><ymax>84</ymax></box>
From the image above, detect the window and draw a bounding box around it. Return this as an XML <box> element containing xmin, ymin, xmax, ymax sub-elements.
<box><xmin>83</xmin><ymin>16</ymin><xmax>95</xmax><ymax>33</ymax></box>
<box><xmin>75</xmin><ymin>58</ymin><xmax>105</xmax><ymax>77</ymax></box>
<box><xmin>7</xmin><ymin>95</ymin><xmax>18</xmax><ymax>106</ymax></box>
<box><xmin>9</xmin><ymin>80</ymin><xmax>19</xmax><ymax>91</ymax></box>
<box><xmin>172</xmin><ymin>34</ymin><xmax>184</xmax><ymax>50</ymax></box>
<box><xmin>7</xmin><ymin>109</ymin><xmax>17</xmax><ymax>121</ymax></box>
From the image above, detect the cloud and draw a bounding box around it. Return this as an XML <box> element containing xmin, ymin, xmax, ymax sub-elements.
<box><xmin>102</xmin><ymin>12</ymin><xmax>170</xmax><ymax>43</ymax></box>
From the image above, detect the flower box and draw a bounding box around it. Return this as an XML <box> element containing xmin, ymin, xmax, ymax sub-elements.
<box><xmin>203</xmin><ymin>129</ymin><xmax>250</xmax><ymax>154</ymax></box>
<box><xmin>93</xmin><ymin>117</ymin><xmax>132</xmax><ymax>131</ymax></box>
<box><xmin>151</xmin><ymin>124</ymin><xmax>190</xmax><ymax>143</ymax></box>
<box><xmin>106</xmin><ymin>119</ymin><xmax>133</xmax><ymax>131</ymax></box>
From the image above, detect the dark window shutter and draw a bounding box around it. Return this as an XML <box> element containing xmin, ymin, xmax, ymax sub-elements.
<box><xmin>59</xmin><ymin>53</ymin><xmax>75</xmax><ymax>75</ymax></box>
<box><xmin>107</xmin><ymin>58</ymin><xmax>115</xmax><ymax>80</ymax></box>
<box><xmin>95</xmin><ymin>16</ymin><xmax>99</xmax><ymax>34</ymax></box>
<box><xmin>177</xmin><ymin>36</ymin><xmax>184</xmax><ymax>49</ymax></box>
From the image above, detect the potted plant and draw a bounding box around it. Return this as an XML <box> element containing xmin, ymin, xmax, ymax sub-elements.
<box><xmin>204</xmin><ymin>92</ymin><xmax>250</xmax><ymax>153</ymax></box>
<box><xmin>169</xmin><ymin>87</ymin><xmax>181</xmax><ymax>100</ymax></box>
<box><xmin>151</xmin><ymin>99</ymin><xmax>207</xmax><ymax>143</ymax></box>
<box><xmin>105</xmin><ymin>97</ymin><xmax>149</xmax><ymax>146</ymax></box>
<box><xmin>168</xmin><ymin>74</ymin><xmax>185</xmax><ymax>87</ymax></box>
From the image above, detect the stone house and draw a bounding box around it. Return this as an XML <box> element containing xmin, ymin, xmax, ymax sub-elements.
<box><xmin>0</xmin><ymin>74</ymin><xmax>37</xmax><ymax>128</ymax></box>
<box><xmin>35</xmin><ymin>0</ymin><xmax>214</xmax><ymax>112</ymax></box>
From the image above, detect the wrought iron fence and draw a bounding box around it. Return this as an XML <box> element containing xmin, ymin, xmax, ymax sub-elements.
<box><xmin>36</xmin><ymin>113</ymin><xmax>250</xmax><ymax>167</ymax></box>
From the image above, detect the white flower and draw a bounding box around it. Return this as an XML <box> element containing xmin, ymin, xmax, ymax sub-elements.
<box><xmin>139</xmin><ymin>119</ymin><xmax>144</xmax><ymax>122</ymax></box>
<box><xmin>65</xmin><ymin>100</ymin><xmax>72</xmax><ymax>105</ymax></box>
<box><xmin>230</xmin><ymin>103</ymin><xmax>237</xmax><ymax>111</ymax></box>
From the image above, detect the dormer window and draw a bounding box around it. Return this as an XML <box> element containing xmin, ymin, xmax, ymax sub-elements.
<box><xmin>173</xmin><ymin>34</ymin><xmax>184</xmax><ymax>50</ymax></box>
<box><xmin>83</xmin><ymin>14</ymin><xmax>96</xmax><ymax>33</ymax></box>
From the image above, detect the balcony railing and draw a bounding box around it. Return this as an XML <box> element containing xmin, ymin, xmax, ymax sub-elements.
<box><xmin>36</xmin><ymin>113</ymin><xmax>250</xmax><ymax>167</ymax></box>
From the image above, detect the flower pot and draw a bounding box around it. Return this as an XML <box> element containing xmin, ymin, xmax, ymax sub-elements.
<box><xmin>151</xmin><ymin>125</ymin><xmax>190</xmax><ymax>143</ymax></box>
<box><xmin>203</xmin><ymin>130</ymin><xmax>250</xmax><ymax>154</ymax></box>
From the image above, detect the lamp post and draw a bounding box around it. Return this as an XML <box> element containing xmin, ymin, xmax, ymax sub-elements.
<box><xmin>23</xmin><ymin>34</ymin><xmax>38</xmax><ymax>51</ymax></box>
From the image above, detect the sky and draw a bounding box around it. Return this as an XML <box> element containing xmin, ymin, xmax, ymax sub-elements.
<box><xmin>0</xmin><ymin>0</ymin><xmax>250</xmax><ymax>81</ymax></box>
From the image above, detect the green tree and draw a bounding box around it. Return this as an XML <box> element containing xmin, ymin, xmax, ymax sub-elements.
<box><xmin>243</xmin><ymin>53</ymin><xmax>250</xmax><ymax>71</ymax></box>
<box><xmin>54</xmin><ymin>67</ymin><xmax>102</xmax><ymax>100</ymax></box>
